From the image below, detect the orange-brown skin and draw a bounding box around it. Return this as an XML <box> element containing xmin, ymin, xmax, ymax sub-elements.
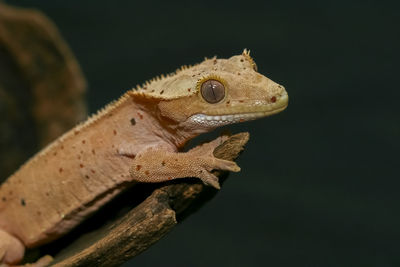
<box><xmin>0</xmin><ymin>50</ymin><xmax>288</xmax><ymax>265</ymax></box>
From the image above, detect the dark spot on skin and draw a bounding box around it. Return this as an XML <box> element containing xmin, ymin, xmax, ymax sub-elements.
<box><xmin>239</xmin><ymin>100</ymin><xmax>244</xmax><ymax>103</ymax></box>
<box><xmin>130</xmin><ymin>118</ymin><xmax>136</xmax><ymax>125</ymax></box>
<box><xmin>113</xmin><ymin>130</ymin><xmax>117</xmax><ymax>135</ymax></box>
<box><xmin>61</xmin><ymin>145</ymin><xmax>64</xmax><ymax>150</ymax></box>
<box><xmin>168</xmin><ymin>177</ymin><xmax>172</xmax><ymax>180</ymax></box>
<box><xmin>80</xmin><ymin>164</ymin><xmax>84</xmax><ymax>168</ymax></box>
<box><xmin>240</xmin><ymin>59</ymin><xmax>244</xmax><ymax>62</ymax></box>
<box><xmin>80</xmin><ymin>150</ymin><xmax>84</xmax><ymax>154</ymax></box>
<box><xmin>112</xmin><ymin>145</ymin><xmax>115</xmax><ymax>148</ymax></box>
<box><xmin>239</xmin><ymin>119</ymin><xmax>245</xmax><ymax>122</ymax></box>
<box><xmin>74</xmin><ymin>130</ymin><xmax>80</xmax><ymax>135</ymax></box>
<box><xmin>151</xmin><ymin>90</ymin><xmax>155</xmax><ymax>93</ymax></box>
<box><xmin>2</xmin><ymin>197</ymin><xmax>6</xmax><ymax>202</ymax></box>
<box><xmin>21</xmin><ymin>198</ymin><xmax>26</xmax><ymax>206</ymax></box>
<box><xmin>37</xmin><ymin>211</ymin><xmax>41</xmax><ymax>216</ymax></box>
<box><xmin>237</xmin><ymin>72</ymin><xmax>241</xmax><ymax>75</ymax></box>
<box><xmin>92</xmin><ymin>149</ymin><xmax>96</xmax><ymax>155</ymax></box>
<box><xmin>9</xmin><ymin>191</ymin><xmax>12</xmax><ymax>195</ymax></box>
<box><xmin>226</xmin><ymin>100</ymin><xmax>230</xmax><ymax>104</ymax></box>
<box><xmin>18</xmin><ymin>179</ymin><xmax>21</xmax><ymax>184</ymax></box>
<box><xmin>137</xmin><ymin>113</ymin><xmax>143</xmax><ymax>120</ymax></box>
<box><xmin>213</xmin><ymin>59</ymin><xmax>217</xmax><ymax>64</ymax></box>
<box><xmin>174</xmin><ymin>159</ymin><xmax>178</xmax><ymax>161</ymax></box>
<box><xmin>53</xmin><ymin>152</ymin><xmax>57</xmax><ymax>156</ymax></box>
<box><xmin>160</xmin><ymin>90</ymin><xmax>164</xmax><ymax>95</ymax></box>
<box><xmin>85</xmin><ymin>175</ymin><xmax>90</xmax><ymax>179</ymax></box>
<box><xmin>78</xmin><ymin>155</ymin><xmax>81</xmax><ymax>160</ymax></box>
<box><xmin>91</xmin><ymin>169</ymin><xmax>96</xmax><ymax>174</ymax></box>
<box><xmin>59</xmin><ymin>168</ymin><xmax>63</xmax><ymax>173</ymax></box>
<box><xmin>143</xmin><ymin>86</ymin><xmax>147</xmax><ymax>90</ymax></box>
<box><xmin>145</xmin><ymin>170</ymin><xmax>150</xmax><ymax>176</ymax></box>
<box><xmin>161</xmin><ymin>161</ymin><xmax>166</xmax><ymax>166</ymax></box>
<box><xmin>45</xmin><ymin>192</ymin><xmax>50</xmax><ymax>196</ymax></box>
<box><xmin>187</xmin><ymin>88</ymin><xmax>191</xmax><ymax>92</ymax></box>
<box><xmin>270</xmin><ymin>96</ymin><xmax>277</xmax><ymax>103</ymax></box>
<box><xmin>136</xmin><ymin>165</ymin><xmax>142</xmax><ymax>171</ymax></box>
<box><xmin>82</xmin><ymin>140</ymin><xmax>86</xmax><ymax>144</ymax></box>
<box><xmin>199</xmin><ymin>170</ymin><xmax>203</xmax><ymax>173</ymax></box>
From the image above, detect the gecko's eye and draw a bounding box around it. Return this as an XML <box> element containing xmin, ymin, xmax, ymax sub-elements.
<box><xmin>200</xmin><ymin>79</ymin><xmax>225</xmax><ymax>103</ymax></box>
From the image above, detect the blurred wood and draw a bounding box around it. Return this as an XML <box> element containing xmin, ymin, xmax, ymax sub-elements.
<box><xmin>0</xmin><ymin>3</ymin><xmax>87</xmax><ymax>180</ymax></box>
<box><xmin>0</xmin><ymin>3</ymin><xmax>250</xmax><ymax>266</ymax></box>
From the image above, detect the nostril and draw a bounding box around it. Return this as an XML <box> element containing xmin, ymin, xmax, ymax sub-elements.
<box><xmin>270</xmin><ymin>96</ymin><xmax>277</xmax><ymax>103</ymax></box>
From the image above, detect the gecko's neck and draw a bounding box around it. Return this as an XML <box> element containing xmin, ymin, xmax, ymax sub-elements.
<box><xmin>164</xmin><ymin>125</ymin><xmax>202</xmax><ymax>149</ymax></box>
<box><xmin>111</xmin><ymin>94</ymin><xmax>201</xmax><ymax>150</ymax></box>
<box><xmin>138</xmin><ymin>105</ymin><xmax>203</xmax><ymax>149</ymax></box>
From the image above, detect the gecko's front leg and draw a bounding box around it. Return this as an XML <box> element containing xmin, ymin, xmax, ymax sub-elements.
<box><xmin>129</xmin><ymin>136</ymin><xmax>240</xmax><ymax>189</ymax></box>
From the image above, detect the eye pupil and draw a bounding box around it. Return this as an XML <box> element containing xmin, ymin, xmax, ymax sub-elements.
<box><xmin>201</xmin><ymin>79</ymin><xmax>225</xmax><ymax>103</ymax></box>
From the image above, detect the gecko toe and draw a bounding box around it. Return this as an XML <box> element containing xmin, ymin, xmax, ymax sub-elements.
<box><xmin>199</xmin><ymin>172</ymin><xmax>221</xmax><ymax>189</ymax></box>
<box><xmin>213</xmin><ymin>158</ymin><xmax>241</xmax><ymax>172</ymax></box>
<box><xmin>207</xmin><ymin>179</ymin><xmax>221</xmax><ymax>190</ymax></box>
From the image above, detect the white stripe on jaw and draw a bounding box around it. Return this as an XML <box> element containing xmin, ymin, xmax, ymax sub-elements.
<box><xmin>188</xmin><ymin>111</ymin><xmax>272</xmax><ymax>127</ymax></box>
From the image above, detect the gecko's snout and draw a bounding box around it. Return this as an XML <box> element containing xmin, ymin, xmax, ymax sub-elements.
<box><xmin>267</xmin><ymin>84</ymin><xmax>288</xmax><ymax>109</ymax></box>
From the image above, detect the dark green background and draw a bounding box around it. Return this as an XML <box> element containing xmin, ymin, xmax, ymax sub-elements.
<box><xmin>6</xmin><ymin>1</ymin><xmax>399</xmax><ymax>266</ymax></box>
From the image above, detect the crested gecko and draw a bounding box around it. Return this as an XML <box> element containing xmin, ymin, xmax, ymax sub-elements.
<box><xmin>0</xmin><ymin>50</ymin><xmax>288</xmax><ymax>266</ymax></box>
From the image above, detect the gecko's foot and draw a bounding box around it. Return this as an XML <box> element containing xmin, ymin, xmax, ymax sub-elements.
<box><xmin>190</xmin><ymin>135</ymin><xmax>240</xmax><ymax>171</ymax></box>
<box><xmin>190</xmin><ymin>135</ymin><xmax>241</xmax><ymax>189</ymax></box>
<box><xmin>195</xmin><ymin>156</ymin><xmax>240</xmax><ymax>189</ymax></box>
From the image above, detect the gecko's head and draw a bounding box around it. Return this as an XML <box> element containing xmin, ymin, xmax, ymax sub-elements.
<box><xmin>130</xmin><ymin>49</ymin><xmax>288</xmax><ymax>135</ymax></box>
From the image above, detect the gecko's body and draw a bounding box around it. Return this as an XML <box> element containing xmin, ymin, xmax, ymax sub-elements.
<box><xmin>0</xmin><ymin>50</ymin><xmax>288</xmax><ymax>265</ymax></box>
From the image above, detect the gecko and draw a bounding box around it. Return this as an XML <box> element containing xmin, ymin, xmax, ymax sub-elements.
<box><xmin>0</xmin><ymin>50</ymin><xmax>288</xmax><ymax>266</ymax></box>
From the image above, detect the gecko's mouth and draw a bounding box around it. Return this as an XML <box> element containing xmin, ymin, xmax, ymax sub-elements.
<box><xmin>188</xmin><ymin>93</ymin><xmax>288</xmax><ymax>126</ymax></box>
